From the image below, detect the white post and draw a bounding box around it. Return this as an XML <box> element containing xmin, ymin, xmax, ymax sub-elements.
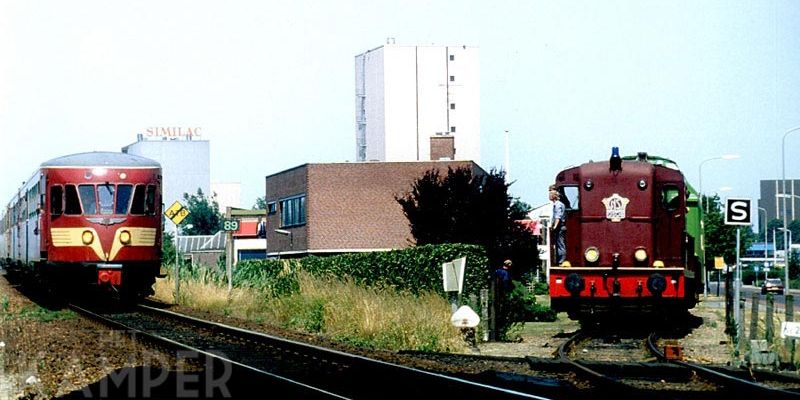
<box><xmin>734</xmin><ymin>228</ymin><xmax>741</xmax><ymax>330</ymax></box>
<box><xmin>174</xmin><ymin>220</ymin><xmax>180</xmax><ymax>302</ymax></box>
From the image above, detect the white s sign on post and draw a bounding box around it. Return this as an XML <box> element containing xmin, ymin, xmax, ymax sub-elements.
<box><xmin>724</xmin><ymin>198</ymin><xmax>752</xmax><ymax>226</ymax></box>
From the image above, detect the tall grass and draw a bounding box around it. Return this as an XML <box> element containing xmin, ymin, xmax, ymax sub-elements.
<box><xmin>152</xmin><ymin>270</ymin><xmax>466</xmax><ymax>352</ymax></box>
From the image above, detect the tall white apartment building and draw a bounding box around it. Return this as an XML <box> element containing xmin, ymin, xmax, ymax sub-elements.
<box><xmin>355</xmin><ymin>44</ymin><xmax>480</xmax><ymax>163</ymax></box>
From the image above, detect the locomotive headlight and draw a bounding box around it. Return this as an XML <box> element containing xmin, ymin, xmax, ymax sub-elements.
<box><xmin>634</xmin><ymin>248</ymin><xmax>648</xmax><ymax>262</ymax></box>
<box><xmin>584</xmin><ymin>247</ymin><xmax>600</xmax><ymax>263</ymax></box>
<box><xmin>565</xmin><ymin>273</ymin><xmax>585</xmax><ymax>295</ymax></box>
<box><xmin>647</xmin><ymin>273</ymin><xmax>667</xmax><ymax>295</ymax></box>
<box><xmin>120</xmin><ymin>230</ymin><xmax>132</xmax><ymax>245</ymax></box>
<box><xmin>638</xmin><ymin>178</ymin><xmax>648</xmax><ymax>190</ymax></box>
<box><xmin>82</xmin><ymin>230</ymin><xmax>94</xmax><ymax>245</ymax></box>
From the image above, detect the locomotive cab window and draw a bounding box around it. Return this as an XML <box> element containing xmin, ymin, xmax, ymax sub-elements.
<box><xmin>50</xmin><ymin>186</ymin><xmax>63</xmax><ymax>216</ymax></box>
<box><xmin>561</xmin><ymin>186</ymin><xmax>580</xmax><ymax>210</ymax></box>
<box><xmin>661</xmin><ymin>185</ymin><xmax>681</xmax><ymax>212</ymax></box>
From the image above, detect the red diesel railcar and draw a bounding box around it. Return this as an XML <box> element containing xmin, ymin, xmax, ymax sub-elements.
<box><xmin>1</xmin><ymin>152</ymin><xmax>163</xmax><ymax>298</ymax></box>
<box><xmin>548</xmin><ymin>149</ymin><xmax>702</xmax><ymax>320</ymax></box>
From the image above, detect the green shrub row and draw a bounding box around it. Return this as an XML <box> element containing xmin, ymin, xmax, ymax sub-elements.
<box><xmin>229</xmin><ymin>243</ymin><xmax>490</xmax><ymax>299</ymax></box>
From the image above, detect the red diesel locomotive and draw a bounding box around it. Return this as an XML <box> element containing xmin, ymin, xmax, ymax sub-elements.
<box><xmin>1</xmin><ymin>152</ymin><xmax>163</xmax><ymax>298</ymax></box>
<box><xmin>548</xmin><ymin>148</ymin><xmax>702</xmax><ymax>320</ymax></box>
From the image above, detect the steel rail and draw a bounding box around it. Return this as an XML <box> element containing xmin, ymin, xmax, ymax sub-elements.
<box><xmin>646</xmin><ymin>332</ymin><xmax>800</xmax><ymax>398</ymax></box>
<box><xmin>133</xmin><ymin>304</ymin><xmax>548</xmax><ymax>399</ymax></box>
<box><xmin>71</xmin><ymin>301</ymin><xmax>548</xmax><ymax>399</ymax></box>
<box><xmin>69</xmin><ymin>303</ymin><xmax>346</xmax><ymax>399</ymax></box>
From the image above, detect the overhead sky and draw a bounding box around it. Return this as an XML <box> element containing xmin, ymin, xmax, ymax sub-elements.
<box><xmin>1</xmin><ymin>1</ymin><xmax>799</xmax><ymax>223</ymax></box>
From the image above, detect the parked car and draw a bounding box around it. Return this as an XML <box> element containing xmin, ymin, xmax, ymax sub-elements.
<box><xmin>761</xmin><ymin>278</ymin><xmax>785</xmax><ymax>295</ymax></box>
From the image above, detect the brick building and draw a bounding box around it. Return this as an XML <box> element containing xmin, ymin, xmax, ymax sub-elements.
<box><xmin>264</xmin><ymin>161</ymin><xmax>484</xmax><ymax>257</ymax></box>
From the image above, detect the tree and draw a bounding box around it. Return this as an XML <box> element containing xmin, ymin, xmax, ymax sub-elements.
<box><xmin>253</xmin><ymin>196</ymin><xmax>267</xmax><ymax>210</ymax></box>
<box><xmin>396</xmin><ymin>167</ymin><xmax>539</xmax><ymax>274</ymax></box>
<box><xmin>180</xmin><ymin>188</ymin><xmax>223</xmax><ymax>235</ymax></box>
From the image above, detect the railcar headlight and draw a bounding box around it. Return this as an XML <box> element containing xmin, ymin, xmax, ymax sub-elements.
<box><xmin>638</xmin><ymin>178</ymin><xmax>648</xmax><ymax>190</ymax></box>
<box><xmin>120</xmin><ymin>230</ymin><xmax>131</xmax><ymax>245</ymax></box>
<box><xmin>584</xmin><ymin>180</ymin><xmax>594</xmax><ymax>191</ymax></box>
<box><xmin>584</xmin><ymin>247</ymin><xmax>600</xmax><ymax>263</ymax></box>
<box><xmin>82</xmin><ymin>230</ymin><xmax>94</xmax><ymax>245</ymax></box>
<box><xmin>634</xmin><ymin>248</ymin><xmax>648</xmax><ymax>262</ymax></box>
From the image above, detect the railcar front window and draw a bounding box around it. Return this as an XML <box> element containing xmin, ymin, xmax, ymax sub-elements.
<box><xmin>130</xmin><ymin>185</ymin><xmax>146</xmax><ymax>215</ymax></box>
<box><xmin>78</xmin><ymin>185</ymin><xmax>97</xmax><ymax>215</ymax></box>
<box><xmin>144</xmin><ymin>185</ymin><xmax>156</xmax><ymax>215</ymax></box>
<box><xmin>50</xmin><ymin>186</ymin><xmax>63</xmax><ymax>216</ymax></box>
<box><xmin>116</xmin><ymin>184</ymin><xmax>133</xmax><ymax>214</ymax></box>
<box><xmin>98</xmin><ymin>184</ymin><xmax>115</xmax><ymax>215</ymax></box>
<box><xmin>65</xmin><ymin>185</ymin><xmax>82</xmax><ymax>215</ymax></box>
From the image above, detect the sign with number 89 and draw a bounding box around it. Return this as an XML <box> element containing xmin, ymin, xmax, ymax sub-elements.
<box><xmin>223</xmin><ymin>219</ymin><xmax>240</xmax><ymax>232</ymax></box>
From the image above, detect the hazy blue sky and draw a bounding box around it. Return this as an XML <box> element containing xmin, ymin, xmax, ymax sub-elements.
<box><xmin>2</xmin><ymin>1</ymin><xmax>799</xmax><ymax>219</ymax></box>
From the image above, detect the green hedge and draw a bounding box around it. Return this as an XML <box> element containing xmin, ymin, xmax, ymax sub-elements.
<box><xmin>231</xmin><ymin>243</ymin><xmax>490</xmax><ymax>298</ymax></box>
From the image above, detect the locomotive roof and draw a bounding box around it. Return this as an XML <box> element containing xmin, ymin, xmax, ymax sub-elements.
<box><xmin>41</xmin><ymin>152</ymin><xmax>160</xmax><ymax>169</ymax></box>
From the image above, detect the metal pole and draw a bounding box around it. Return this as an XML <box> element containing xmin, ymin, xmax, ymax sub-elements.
<box><xmin>174</xmin><ymin>221</ymin><xmax>180</xmax><ymax>302</ymax></box>
<box><xmin>734</xmin><ymin>228</ymin><xmax>741</xmax><ymax>332</ymax></box>
<box><xmin>226</xmin><ymin>231</ymin><xmax>233</xmax><ymax>296</ymax></box>
<box><xmin>504</xmin><ymin>130</ymin><xmax>510</xmax><ymax>183</ymax></box>
<box><xmin>782</xmin><ymin>126</ymin><xmax>800</xmax><ymax>294</ymax></box>
<box><xmin>226</xmin><ymin>207</ymin><xmax>233</xmax><ymax>297</ymax></box>
<box><xmin>698</xmin><ymin>161</ymin><xmax>706</xmax><ymax>297</ymax></box>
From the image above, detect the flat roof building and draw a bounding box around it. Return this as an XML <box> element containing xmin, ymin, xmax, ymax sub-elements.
<box><xmin>355</xmin><ymin>44</ymin><xmax>480</xmax><ymax>164</ymax></box>
<box><xmin>264</xmin><ymin>161</ymin><xmax>483</xmax><ymax>257</ymax></box>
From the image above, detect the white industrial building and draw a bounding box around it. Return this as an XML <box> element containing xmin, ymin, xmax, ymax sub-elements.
<box><xmin>355</xmin><ymin>43</ymin><xmax>480</xmax><ymax>163</ymax></box>
<box><xmin>122</xmin><ymin>135</ymin><xmax>210</xmax><ymax>231</ymax></box>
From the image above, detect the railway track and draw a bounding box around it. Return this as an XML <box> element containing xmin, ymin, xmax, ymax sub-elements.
<box><xmin>68</xmin><ymin>301</ymin><xmax>547</xmax><ymax>399</ymax></box>
<box><xmin>556</xmin><ymin>329</ymin><xmax>800</xmax><ymax>399</ymax></box>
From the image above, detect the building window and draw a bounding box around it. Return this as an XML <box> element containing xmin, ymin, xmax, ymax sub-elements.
<box><xmin>450</xmin><ymin>126</ymin><xmax>456</xmax><ymax>133</ymax></box>
<box><xmin>449</xmin><ymin>75</ymin><xmax>455</xmax><ymax>82</ymax></box>
<box><xmin>267</xmin><ymin>201</ymin><xmax>277</xmax><ymax>215</ymax></box>
<box><xmin>280</xmin><ymin>195</ymin><xmax>306</xmax><ymax>227</ymax></box>
<box><xmin>449</xmin><ymin>54</ymin><xmax>455</xmax><ymax>61</ymax></box>
<box><xmin>450</xmin><ymin>103</ymin><xmax>455</xmax><ymax>110</ymax></box>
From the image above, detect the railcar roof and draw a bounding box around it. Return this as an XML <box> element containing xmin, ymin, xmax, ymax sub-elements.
<box><xmin>41</xmin><ymin>152</ymin><xmax>160</xmax><ymax>168</ymax></box>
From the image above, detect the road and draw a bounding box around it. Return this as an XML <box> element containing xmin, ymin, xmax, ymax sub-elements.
<box><xmin>708</xmin><ymin>281</ymin><xmax>799</xmax><ymax>310</ymax></box>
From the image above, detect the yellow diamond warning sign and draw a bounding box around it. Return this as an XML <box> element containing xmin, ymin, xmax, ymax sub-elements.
<box><xmin>165</xmin><ymin>201</ymin><xmax>190</xmax><ymax>225</ymax></box>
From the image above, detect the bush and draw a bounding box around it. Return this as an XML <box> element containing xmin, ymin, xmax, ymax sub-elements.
<box><xmin>300</xmin><ymin>243</ymin><xmax>491</xmax><ymax>298</ymax></box>
<box><xmin>495</xmin><ymin>281</ymin><xmax>556</xmax><ymax>341</ymax></box>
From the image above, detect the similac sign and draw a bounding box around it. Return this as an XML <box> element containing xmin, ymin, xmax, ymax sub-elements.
<box><xmin>145</xmin><ymin>127</ymin><xmax>202</xmax><ymax>139</ymax></box>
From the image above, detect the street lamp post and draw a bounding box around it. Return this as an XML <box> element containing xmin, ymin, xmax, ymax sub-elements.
<box><xmin>777</xmin><ymin>191</ymin><xmax>800</xmax><ymax>295</ymax></box>
<box><xmin>758</xmin><ymin>207</ymin><xmax>767</xmax><ymax>285</ymax></box>
<box><xmin>274</xmin><ymin>229</ymin><xmax>293</xmax><ymax>258</ymax></box>
<box><xmin>779</xmin><ymin>227</ymin><xmax>793</xmax><ymax>290</ymax></box>
<box><xmin>698</xmin><ymin>154</ymin><xmax>740</xmax><ymax>297</ymax></box>
<box><xmin>782</xmin><ymin>126</ymin><xmax>800</xmax><ymax>295</ymax></box>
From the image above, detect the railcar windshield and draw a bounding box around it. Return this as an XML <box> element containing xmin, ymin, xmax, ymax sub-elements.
<box><xmin>58</xmin><ymin>183</ymin><xmax>157</xmax><ymax>216</ymax></box>
<box><xmin>98</xmin><ymin>184</ymin><xmax>115</xmax><ymax>215</ymax></box>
